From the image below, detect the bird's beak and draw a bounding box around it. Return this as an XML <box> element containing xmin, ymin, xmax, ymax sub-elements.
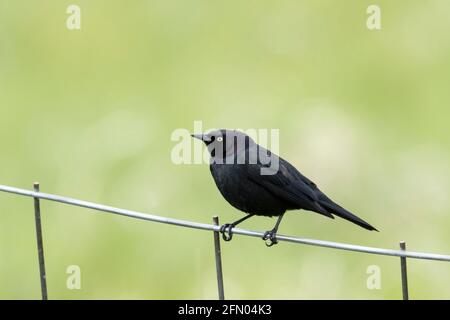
<box><xmin>191</xmin><ymin>133</ymin><xmax>210</xmax><ymax>142</ymax></box>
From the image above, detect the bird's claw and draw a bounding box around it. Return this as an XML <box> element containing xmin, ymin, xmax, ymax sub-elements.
<box><xmin>262</xmin><ymin>230</ymin><xmax>278</xmax><ymax>247</ymax></box>
<box><xmin>220</xmin><ymin>223</ymin><xmax>234</xmax><ymax>241</ymax></box>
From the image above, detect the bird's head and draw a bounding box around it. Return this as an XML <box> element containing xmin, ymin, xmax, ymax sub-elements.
<box><xmin>191</xmin><ymin>129</ymin><xmax>255</xmax><ymax>161</ymax></box>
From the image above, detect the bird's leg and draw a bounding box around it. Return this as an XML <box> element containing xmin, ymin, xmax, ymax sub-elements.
<box><xmin>262</xmin><ymin>213</ymin><xmax>285</xmax><ymax>247</ymax></box>
<box><xmin>220</xmin><ymin>214</ymin><xmax>255</xmax><ymax>241</ymax></box>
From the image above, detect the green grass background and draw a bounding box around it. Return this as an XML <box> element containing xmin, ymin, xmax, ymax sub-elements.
<box><xmin>1</xmin><ymin>1</ymin><xmax>450</xmax><ymax>299</ymax></box>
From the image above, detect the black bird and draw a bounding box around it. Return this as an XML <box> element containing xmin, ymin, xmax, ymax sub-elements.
<box><xmin>192</xmin><ymin>129</ymin><xmax>377</xmax><ymax>246</ymax></box>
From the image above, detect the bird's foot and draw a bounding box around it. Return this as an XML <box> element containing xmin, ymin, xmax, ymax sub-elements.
<box><xmin>262</xmin><ymin>229</ymin><xmax>278</xmax><ymax>247</ymax></box>
<box><xmin>219</xmin><ymin>223</ymin><xmax>235</xmax><ymax>241</ymax></box>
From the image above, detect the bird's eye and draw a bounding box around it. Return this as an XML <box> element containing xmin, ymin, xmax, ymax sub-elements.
<box><xmin>217</xmin><ymin>137</ymin><xmax>223</xmax><ymax>142</ymax></box>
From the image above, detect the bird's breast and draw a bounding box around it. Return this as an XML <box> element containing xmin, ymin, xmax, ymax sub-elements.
<box><xmin>209</xmin><ymin>164</ymin><xmax>286</xmax><ymax>216</ymax></box>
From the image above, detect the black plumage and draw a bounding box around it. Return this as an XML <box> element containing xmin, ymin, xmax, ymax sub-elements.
<box><xmin>192</xmin><ymin>129</ymin><xmax>377</xmax><ymax>246</ymax></box>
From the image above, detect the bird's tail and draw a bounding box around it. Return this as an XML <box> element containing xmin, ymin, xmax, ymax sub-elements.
<box><xmin>318</xmin><ymin>200</ymin><xmax>378</xmax><ymax>231</ymax></box>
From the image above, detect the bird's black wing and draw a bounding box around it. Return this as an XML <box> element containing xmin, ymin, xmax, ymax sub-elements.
<box><xmin>246</xmin><ymin>156</ymin><xmax>334</xmax><ymax>219</ymax></box>
<box><xmin>247</xmin><ymin>148</ymin><xmax>377</xmax><ymax>231</ymax></box>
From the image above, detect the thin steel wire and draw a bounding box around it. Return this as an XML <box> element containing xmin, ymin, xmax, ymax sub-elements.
<box><xmin>1</xmin><ymin>184</ymin><xmax>450</xmax><ymax>262</ymax></box>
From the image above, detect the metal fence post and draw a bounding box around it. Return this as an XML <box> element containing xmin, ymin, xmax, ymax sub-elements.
<box><xmin>400</xmin><ymin>241</ymin><xmax>409</xmax><ymax>300</ymax></box>
<box><xmin>212</xmin><ymin>216</ymin><xmax>225</xmax><ymax>300</ymax></box>
<box><xmin>33</xmin><ymin>182</ymin><xmax>48</xmax><ymax>300</ymax></box>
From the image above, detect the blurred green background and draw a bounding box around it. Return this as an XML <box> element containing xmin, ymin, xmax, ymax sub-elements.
<box><xmin>1</xmin><ymin>0</ymin><xmax>450</xmax><ymax>299</ymax></box>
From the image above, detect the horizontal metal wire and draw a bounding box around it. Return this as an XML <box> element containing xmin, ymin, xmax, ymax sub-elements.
<box><xmin>1</xmin><ymin>184</ymin><xmax>450</xmax><ymax>262</ymax></box>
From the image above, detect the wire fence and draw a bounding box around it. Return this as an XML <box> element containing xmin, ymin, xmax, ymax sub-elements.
<box><xmin>1</xmin><ymin>183</ymin><xmax>450</xmax><ymax>300</ymax></box>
